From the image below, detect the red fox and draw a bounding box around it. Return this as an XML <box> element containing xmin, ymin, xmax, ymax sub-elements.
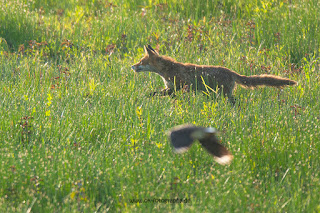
<box><xmin>132</xmin><ymin>45</ymin><xmax>297</xmax><ymax>103</ymax></box>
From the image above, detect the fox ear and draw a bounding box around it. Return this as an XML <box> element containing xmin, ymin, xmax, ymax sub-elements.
<box><xmin>147</xmin><ymin>44</ymin><xmax>157</xmax><ymax>53</ymax></box>
<box><xmin>144</xmin><ymin>44</ymin><xmax>158</xmax><ymax>56</ymax></box>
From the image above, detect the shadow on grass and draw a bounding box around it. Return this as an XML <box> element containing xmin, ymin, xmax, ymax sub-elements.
<box><xmin>0</xmin><ymin>7</ymin><xmax>43</xmax><ymax>51</ymax></box>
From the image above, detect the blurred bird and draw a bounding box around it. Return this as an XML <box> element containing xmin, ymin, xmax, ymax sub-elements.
<box><xmin>167</xmin><ymin>124</ymin><xmax>233</xmax><ymax>165</ymax></box>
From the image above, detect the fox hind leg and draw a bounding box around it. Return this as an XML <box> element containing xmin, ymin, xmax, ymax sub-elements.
<box><xmin>221</xmin><ymin>85</ymin><xmax>236</xmax><ymax>105</ymax></box>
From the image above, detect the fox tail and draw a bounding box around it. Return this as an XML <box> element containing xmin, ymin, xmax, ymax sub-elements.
<box><xmin>235</xmin><ymin>74</ymin><xmax>297</xmax><ymax>88</ymax></box>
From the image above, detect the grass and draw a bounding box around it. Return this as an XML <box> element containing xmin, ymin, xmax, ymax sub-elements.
<box><xmin>1</xmin><ymin>0</ymin><xmax>320</xmax><ymax>212</ymax></box>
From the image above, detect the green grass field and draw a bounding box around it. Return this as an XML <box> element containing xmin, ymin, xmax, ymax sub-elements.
<box><xmin>1</xmin><ymin>0</ymin><xmax>320</xmax><ymax>212</ymax></box>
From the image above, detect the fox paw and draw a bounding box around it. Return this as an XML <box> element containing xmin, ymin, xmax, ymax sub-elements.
<box><xmin>149</xmin><ymin>91</ymin><xmax>158</xmax><ymax>97</ymax></box>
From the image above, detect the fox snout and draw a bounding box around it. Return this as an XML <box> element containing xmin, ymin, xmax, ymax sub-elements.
<box><xmin>131</xmin><ymin>64</ymin><xmax>141</xmax><ymax>72</ymax></box>
<box><xmin>131</xmin><ymin>63</ymin><xmax>151</xmax><ymax>72</ymax></box>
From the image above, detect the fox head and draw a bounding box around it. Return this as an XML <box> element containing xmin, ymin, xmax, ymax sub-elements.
<box><xmin>131</xmin><ymin>45</ymin><xmax>159</xmax><ymax>72</ymax></box>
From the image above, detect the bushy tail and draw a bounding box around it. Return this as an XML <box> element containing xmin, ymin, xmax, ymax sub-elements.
<box><xmin>235</xmin><ymin>74</ymin><xmax>297</xmax><ymax>88</ymax></box>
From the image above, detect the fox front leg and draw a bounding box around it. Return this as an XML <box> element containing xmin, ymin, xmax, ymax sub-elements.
<box><xmin>149</xmin><ymin>88</ymin><xmax>174</xmax><ymax>96</ymax></box>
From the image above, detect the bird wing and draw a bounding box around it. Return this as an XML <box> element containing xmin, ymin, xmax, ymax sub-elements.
<box><xmin>168</xmin><ymin>125</ymin><xmax>199</xmax><ymax>153</ymax></box>
<box><xmin>199</xmin><ymin>135</ymin><xmax>233</xmax><ymax>165</ymax></box>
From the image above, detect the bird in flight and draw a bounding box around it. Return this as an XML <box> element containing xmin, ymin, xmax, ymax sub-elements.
<box><xmin>167</xmin><ymin>124</ymin><xmax>233</xmax><ymax>165</ymax></box>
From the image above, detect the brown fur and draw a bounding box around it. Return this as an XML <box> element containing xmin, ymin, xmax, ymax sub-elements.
<box><xmin>131</xmin><ymin>45</ymin><xmax>297</xmax><ymax>103</ymax></box>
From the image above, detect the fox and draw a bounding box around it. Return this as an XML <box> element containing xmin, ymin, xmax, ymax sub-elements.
<box><xmin>131</xmin><ymin>45</ymin><xmax>297</xmax><ymax>103</ymax></box>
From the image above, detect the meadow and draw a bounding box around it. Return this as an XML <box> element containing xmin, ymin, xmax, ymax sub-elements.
<box><xmin>0</xmin><ymin>0</ymin><xmax>320</xmax><ymax>212</ymax></box>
